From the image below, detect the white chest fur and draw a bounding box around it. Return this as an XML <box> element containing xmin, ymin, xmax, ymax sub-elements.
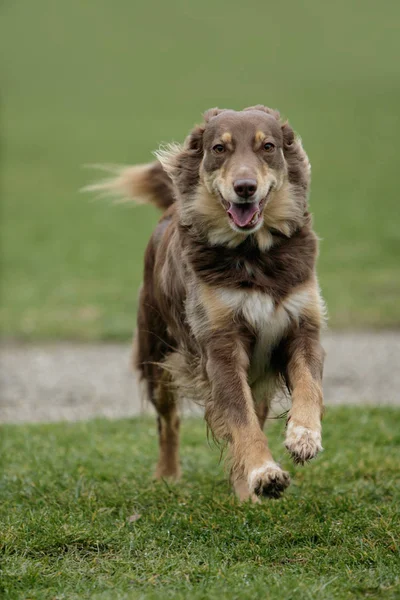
<box><xmin>216</xmin><ymin>287</ymin><xmax>314</xmax><ymax>382</ymax></box>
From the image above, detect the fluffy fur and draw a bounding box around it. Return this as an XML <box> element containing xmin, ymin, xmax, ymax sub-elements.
<box><xmin>90</xmin><ymin>106</ymin><xmax>326</xmax><ymax>501</ymax></box>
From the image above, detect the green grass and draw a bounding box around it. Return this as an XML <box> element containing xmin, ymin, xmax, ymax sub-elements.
<box><xmin>1</xmin><ymin>407</ymin><xmax>399</xmax><ymax>599</ymax></box>
<box><xmin>1</xmin><ymin>0</ymin><xmax>400</xmax><ymax>339</ymax></box>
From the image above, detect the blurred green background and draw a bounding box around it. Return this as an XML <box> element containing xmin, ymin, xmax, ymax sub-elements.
<box><xmin>1</xmin><ymin>0</ymin><xmax>399</xmax><ymax>340</ymax></box>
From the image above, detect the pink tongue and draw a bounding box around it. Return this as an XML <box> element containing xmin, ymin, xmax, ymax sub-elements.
<box><xmin>227</xmin><ymin>202</ymin><xmax>259</xmax><ymax>227</ymax></box>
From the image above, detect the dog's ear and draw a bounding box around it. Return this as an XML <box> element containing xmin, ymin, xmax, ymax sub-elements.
<box><xmin>155</xmin><ymin>108</ymin><xmax>229</xmax><ymax>190</ymax></box>
<box><xmin>280</xmin><ymin>119</ymin><xmax>311</xmax><ymax>199</ymax></box>
<box><xmin>155</xmin><ymin>123</ymin><xmax>205</xmax><ymax>191</ymax></box>
<box><xmin>281</xmin><ymin>120</ymin><xmax>295</xmax><ymax>149</ymax></box>
<box><xmin>157</xmin><ymin>109</ymin><xmax>228</xmax><ymax>170</ymax></box>
<box><xmin>202</xmin><ymin>107</ymin><xmax>228</xmax><ymax>123</ymax></box>
<box><xmin>183</xmin><ymin>124</ymin><xmax>205</xmax><ymax>152</ymax></box>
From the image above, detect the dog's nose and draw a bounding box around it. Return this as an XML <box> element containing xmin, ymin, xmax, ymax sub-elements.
<box><xmin>233</xmin><ymin>179</ymin><xmax>257</xmax><ymax>199</ymax></box>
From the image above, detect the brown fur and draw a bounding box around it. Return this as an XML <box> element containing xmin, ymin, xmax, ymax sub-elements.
<box><xmin>92</xmin><ymin>106</ymin><xmax>326</xmax><ymax>500</ymax></box>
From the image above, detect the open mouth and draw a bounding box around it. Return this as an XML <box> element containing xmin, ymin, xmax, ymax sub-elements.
<box><xmin>227</xmin><ymin>199</ymin><xmax>265</xmax><ymax>231</ymax></box>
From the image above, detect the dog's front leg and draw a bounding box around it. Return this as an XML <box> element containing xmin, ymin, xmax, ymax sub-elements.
<box><xmin>283</xmin><ymin>321</ymin><xmax>325</xmax><ymax>464</ymax></box>
<box><xmin>205</xmin><ymin>335</ymin><xmax>290</xmax><ymax>501</ymax></box>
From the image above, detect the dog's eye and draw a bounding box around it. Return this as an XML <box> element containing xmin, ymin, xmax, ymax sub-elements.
<box><xmin>212</xmin><ymin>144</ymin><xmax>225</xmax><ymax>154</ymax></box>
<box><xmin>263</xmin><ymin>142</ymin><xmax>275</xmax><ymax>152</ymax></box>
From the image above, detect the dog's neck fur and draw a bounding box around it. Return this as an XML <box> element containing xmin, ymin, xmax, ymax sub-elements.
<box><xmin>178</xmin><ymin>212</ymin><xmax>317</xmax><ymax>301</ymax></box>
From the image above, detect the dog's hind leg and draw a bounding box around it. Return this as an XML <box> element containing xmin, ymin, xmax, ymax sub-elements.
<box><xmin>153</xmin><ymin>370</ymin><xmax>181</xmax><ymax>480</ymax></box>
<box><xmin>133</xmin><ymin>282</ymin><xmax>181</xmax><ymax>480</ymax></box>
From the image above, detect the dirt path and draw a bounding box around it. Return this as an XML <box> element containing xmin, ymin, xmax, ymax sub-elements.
<box><xmin>1</xmin><ymin>332</ymin><xmax>399</xmax><ymax>423</ymax></box>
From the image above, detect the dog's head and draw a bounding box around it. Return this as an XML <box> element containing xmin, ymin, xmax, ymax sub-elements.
<box><xmin>156</xmin><ymin>106</ymin><xmax>311</xmax><ymax>247</ymax></box>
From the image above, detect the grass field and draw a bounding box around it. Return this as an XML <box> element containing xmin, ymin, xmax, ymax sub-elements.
<box><xmin>1</xmin><ymin>407</ymin><xmax>399</xmax><ymax>599</ymax></box>
<box><xmin>1</xmin><ymin>0</ymin><xmax>400</xmax><ymax>339</ymax></box>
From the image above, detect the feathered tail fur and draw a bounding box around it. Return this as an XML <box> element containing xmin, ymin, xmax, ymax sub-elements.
<box><xmin>83</xmin><ymin>160</ymin><xmax>175</xmax><ymax>211</ymax></box>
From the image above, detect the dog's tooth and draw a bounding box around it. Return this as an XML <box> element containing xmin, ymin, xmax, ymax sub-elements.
<box><xmin>250</xmin><ymin>211</ymin><xmax>260</xmax><ymax>225</ymax></box>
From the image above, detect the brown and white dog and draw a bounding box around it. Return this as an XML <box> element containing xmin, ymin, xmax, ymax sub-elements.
<box><xmin>90</xmin><ymin>105</ymin><xmax>326</xmax><ymax>501</ymax></box>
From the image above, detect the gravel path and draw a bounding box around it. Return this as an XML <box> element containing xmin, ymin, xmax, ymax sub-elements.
<box><xmin>1</xmin><ymin>332</ymin><xmax>399</xmax><ymax>423</ymax></box>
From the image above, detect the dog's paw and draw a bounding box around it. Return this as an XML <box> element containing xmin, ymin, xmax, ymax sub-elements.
<box><xmin>248</xmin><ymin>462</ymin><xmax>290</xmax><ymax>499</ymax></box>
<box><xmin>285</xmin><ymin>420</ymin><xmax>322</xmax><ymax>465</ymax></box>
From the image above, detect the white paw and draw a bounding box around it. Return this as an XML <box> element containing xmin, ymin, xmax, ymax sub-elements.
<box><xmin>285</xmin><ymin>421</ymin><xmax>323</xmax><ymax>465</ymax></box>
<box><xmin>248</xmin><ymin>461</ymin><xmax>290</xmax><ymax>499</ymax></box>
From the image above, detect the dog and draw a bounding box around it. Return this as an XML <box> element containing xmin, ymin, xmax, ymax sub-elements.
<box><xmin>89</xmin><ymin>105</ymin><xmax>326</xmax><ymax>501</ymax></box>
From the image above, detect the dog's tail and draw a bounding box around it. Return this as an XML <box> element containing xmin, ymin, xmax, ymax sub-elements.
<box><xmin>83</xmin><ymin>161</ymin><xmax>174</xmax><ymax>211</ymax></box>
